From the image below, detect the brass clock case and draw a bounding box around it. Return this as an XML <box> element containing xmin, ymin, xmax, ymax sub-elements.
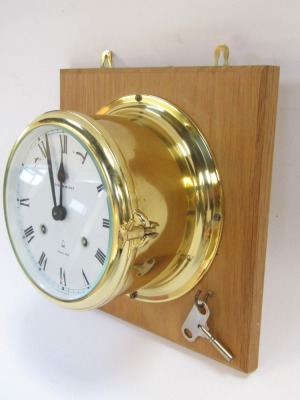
<box><xmin>4</xmin><ymin>95</ymin><xmax>222</xmax><ymax>309</ymax></box>
<box><xmin>96</xmin><ymin>94</ymin><xmax>223</xmax><ymax>302</ymax></box>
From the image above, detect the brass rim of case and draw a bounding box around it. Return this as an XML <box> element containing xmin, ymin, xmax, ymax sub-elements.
<box><xmin>97</xmin><ymin>94</ymin><xmax>223</xmax><ymax>303</ymax></box>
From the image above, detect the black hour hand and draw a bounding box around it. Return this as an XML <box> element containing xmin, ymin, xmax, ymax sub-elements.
<box><xmin>58</xmin><ymin>152</ymin><xmax>67</xmax><ymax>186</ymax></box>
<box><xmin>53</xmin><ymin>151</ymin><xmax>67</xmax><ymax>221</ymax></box>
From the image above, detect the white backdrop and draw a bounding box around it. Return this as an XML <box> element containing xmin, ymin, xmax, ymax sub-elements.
<box><xmin>1</xmin><ymin>1</ymin><xmax>299</xmax><ymax>399</ymax></box>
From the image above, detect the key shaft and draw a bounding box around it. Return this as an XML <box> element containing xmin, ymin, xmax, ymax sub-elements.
<box><xmin>199</xmin><ymin>325</ymin><xmax>233</xmax><ymax>362</ymax></box>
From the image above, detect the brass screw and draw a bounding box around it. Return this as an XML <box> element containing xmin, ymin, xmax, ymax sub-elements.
<box><xmin>214</xmin><ymin>213</ymin><xmax>222</xmax><ymax>222</ymax></box>
<box><xmin>135</xmin><ymin>94</ymin><xmax>142</xmax><ymax>102</ymax></box>
<box><xmin>130</xmin><ymin>291</ymin><xmax>138</xmax><ymax>299</ymax></box>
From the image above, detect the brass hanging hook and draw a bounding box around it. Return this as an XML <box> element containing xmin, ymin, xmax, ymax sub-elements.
<box><xmin>213</xmin><ymin>44</ymin><xmax>230</xmax><ymax>66</ymax></box>
<box><xmin>101</xmin><ymin>50</ymin><xmax>113</xmax><ymax>68</ymax></box>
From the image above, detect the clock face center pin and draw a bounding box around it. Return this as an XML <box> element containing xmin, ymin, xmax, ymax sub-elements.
<box><xmin>52</xmin><ymin>205</ymin><xmax>67</xmax><ymax>221</ymax></box>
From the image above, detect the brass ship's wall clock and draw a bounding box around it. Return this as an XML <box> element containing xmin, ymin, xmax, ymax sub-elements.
<box><xmin>3</xmin><ymin>48</ymin><xmax>279</xmax><ymax>372</ymax></box>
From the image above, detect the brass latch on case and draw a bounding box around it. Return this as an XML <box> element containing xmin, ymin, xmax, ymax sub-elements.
<box><xmin>119</xmin><ymin>211</ymin><xmax>159</xmax><ymax>249</ymax></box>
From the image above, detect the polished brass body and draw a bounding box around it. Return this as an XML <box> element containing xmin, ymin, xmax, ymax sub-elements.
<box><xmin>97</xmin><ymin>95</ymin><xmax>222</xmax><ymax>302</ymax></box>
<box><xmin>5</xmin><ymin>95</ymin><xmax>222</xmax><ymax>309</ymax></box>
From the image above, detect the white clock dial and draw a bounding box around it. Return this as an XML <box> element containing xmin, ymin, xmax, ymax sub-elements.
<box><xmin>5</xmin><ymin>125</ymin><xmax>112</xmax><ymax>301</ymax></box>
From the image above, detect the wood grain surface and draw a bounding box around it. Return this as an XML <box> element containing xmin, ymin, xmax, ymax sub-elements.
<box><xmin>61</xmin><ymin>66</ymin><xmax>279</xmax><ymax>372</ymax></box>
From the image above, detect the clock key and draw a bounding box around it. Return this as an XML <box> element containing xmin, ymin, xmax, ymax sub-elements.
<box><xmin>197</xmin><ymin>313</ymin><xmax>233</xmax><ymax>362</ymax></box>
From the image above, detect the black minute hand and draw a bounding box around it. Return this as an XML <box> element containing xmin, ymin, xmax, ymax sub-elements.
<box><xmin>45</xmin><ymin>134</ymin><xmax>57</xmax><ymax>209</ymax></box>
<box><xmin>55</xmin><ymin>135</ymin><xmax>67</xmax><ymax>221</ymax></box>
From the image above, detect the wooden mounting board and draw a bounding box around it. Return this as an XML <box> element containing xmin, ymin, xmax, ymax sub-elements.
<box><xmin>61</xmin><ymin>65</ymin><xmax>279</xmax><ymax>372</ymax></box>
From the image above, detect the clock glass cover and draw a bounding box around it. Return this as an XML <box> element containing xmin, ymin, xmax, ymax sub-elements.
<box><xmin>4</xmin><ymin>123</ymin><xmax>112</xmax><ymax>301</ymax></box>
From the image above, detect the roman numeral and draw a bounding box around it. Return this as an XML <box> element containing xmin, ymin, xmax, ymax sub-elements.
<box><xmin>60</xmin><ymin>268</ymin><xmax>67</xmax><ymax>287</ymax></box>
<box><xmin>82</xmin><ymin>269</ymin><xmax>90</xmax><ymax>287</ymax></box>
<box><xmin>95</xmin><ymin>248</ymin><xmax>106</xmax><ymax>265</ymax></box>
<box><xmin>102</xmin><ymin>218</ymin><xmax>110</xmax><ymax>228</ymax></box>
<box><xmin>19</xmin><ymin>198</ymin><xmax>30</xmax><ymax>207</ymax></box>
<box><xmin>24</xmin><ymin>226</ymin><xmax>35</xmax><ymax>243</ymax></box>
<box><xmin>38</xmin><ymin>252</ymin><xmax>47</xmax><ymax>270</ymax></box>
<box><xmin>60</xmin><ymin>135</ymin><xmax>67</xmax><ymax>154</ymax></box>
<box><xmin>97</xmin><ymin>184</ymin><xmax>104</xmax><ymax>194</ymax></box>
<box><xmin>38</xmin><ymin>140</ymin><xmax>47</xmax><ymax>158</ymax></box>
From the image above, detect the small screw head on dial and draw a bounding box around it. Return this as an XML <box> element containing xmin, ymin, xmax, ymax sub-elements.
<box><xmin>81</xmin><ymin>237</ymin><xmax>88</xmax><ymax>247</ymax></box>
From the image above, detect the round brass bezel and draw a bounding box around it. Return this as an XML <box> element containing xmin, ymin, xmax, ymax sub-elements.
<box><xmin>3</xmin><ymin>111</ymin><xmax>138</xmax><ymax>310</ymax></box>
<box><xmin>98</xmin><ymin>94</ymin><xmax>223</xmax><ymax>302</ymax></box>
